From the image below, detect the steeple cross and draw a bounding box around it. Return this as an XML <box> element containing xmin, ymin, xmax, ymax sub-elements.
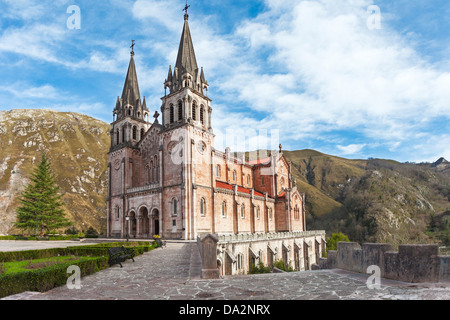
<box><xmin>183</xmin><ymin>1</ymin><xmax>190</xmax><ymax>15</ymax></box>
<box><xmin>130</xmin><ymin>40</ymin><xmax>135</xmax><ymax>54</ymax></box>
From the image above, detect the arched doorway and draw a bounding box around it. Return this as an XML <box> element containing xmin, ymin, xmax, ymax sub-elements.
<box><xmin>140</xmin><ymin>207</ymin><xmax>149</xmax><ymax>238</ymax></box>
<box><xmin>152</xmin><ymin>209</ymin><xmax>160</xmax><ymax>236</ymax></box>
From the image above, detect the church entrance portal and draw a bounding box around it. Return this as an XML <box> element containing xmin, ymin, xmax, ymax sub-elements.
<box><xmin>152</xmin><ymin>209</ymin><xmax>160</xmax><ymax>236</ymax></box>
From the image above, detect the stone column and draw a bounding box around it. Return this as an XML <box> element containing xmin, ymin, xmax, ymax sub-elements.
<box><xmin>137</xmin><ymin>216</ymin><xmax>144</xmax><ymax>239</ymax></box>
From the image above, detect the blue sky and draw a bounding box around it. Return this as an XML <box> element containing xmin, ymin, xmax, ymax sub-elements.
<box><xmin>0</xmin><ymin>0</ymin><xmax>449</xmax><ymax>163</ymax></box>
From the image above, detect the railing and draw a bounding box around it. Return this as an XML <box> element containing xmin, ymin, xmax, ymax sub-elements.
<box><xmin>217</xmin><ymin>230</ymin><xmax>326</xmax><ymax>243</ymax></box>
<box><xmin>127</xmin><ymin>183</ymin><xmax>161</xmax><ymax>194</ymax></box>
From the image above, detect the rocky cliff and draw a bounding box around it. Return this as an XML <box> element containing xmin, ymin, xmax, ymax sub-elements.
<box><xmin>284</xmin><ymin>151</ymin><xmax>450</xmax><ymax>247</ymax></box>
<box><xmin>0</xmin><ymin>109</ymin><xmax>110</xmax><ymax>235</ymax></box>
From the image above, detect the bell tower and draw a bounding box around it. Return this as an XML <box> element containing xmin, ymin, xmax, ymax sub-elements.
<box><xmin>161</xmin><ymin>12</ymin><xmax>212</xmax><ymax>132</ymax></box>
<box><xmin>160</xmin><ymin>9</ymin><xmax>215</xmax><ymax>240</ymax></box>
<box><xmin>110</xmin><ymin>43</ymin><xmax>151</xmax><ymax>151</ymax></box>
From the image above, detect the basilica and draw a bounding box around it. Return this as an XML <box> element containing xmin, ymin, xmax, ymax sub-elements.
<box><xmin>106</xmin><ymin>12</ymin><xmax>307</xmax><ymax>241</ymax></box>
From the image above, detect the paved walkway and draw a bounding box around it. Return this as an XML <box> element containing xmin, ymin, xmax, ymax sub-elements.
<box><xmin>2</xmin><ymin>242</ymin><xmax>450</xmax><ymax>300</ymax></box>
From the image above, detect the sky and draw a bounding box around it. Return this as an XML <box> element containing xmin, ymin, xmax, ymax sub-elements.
<box><xmin>0</xmin><ymin>0</ymin><xmax>449</xmax><ymax>163</ymax></box>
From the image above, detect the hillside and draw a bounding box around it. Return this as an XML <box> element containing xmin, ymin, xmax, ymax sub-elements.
<box><xmin>0</xmin><ymin>109</ymin><xmax>448</xmax><ymax>248</ymax></box>
<box><xmin>0</xmin><ymin>109</ymin><xmax>110</xmax><ymax>235</ymax></box>
<box><xmin>284</xmin><ymin>151</ymin><xmax>450</xmax><ymax>248</ymax></box>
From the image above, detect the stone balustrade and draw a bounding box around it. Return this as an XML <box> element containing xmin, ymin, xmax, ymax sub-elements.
<box><xmin>127</xmin><ymin>183</ymin><xmax>161</xmax><ymax>194</ymax></box>
<box><xmin>217</xmin><ymin>230</ymin><xmax>326</xmax><ymax>243</ymax></box>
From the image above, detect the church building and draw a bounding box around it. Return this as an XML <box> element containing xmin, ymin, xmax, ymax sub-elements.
<box><xmin>106</xmin><ymin>12</ymin><xmax>308</xmax><ymax>242</ymax></box>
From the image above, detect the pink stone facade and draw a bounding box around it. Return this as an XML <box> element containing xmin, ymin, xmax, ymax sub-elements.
<box><xmin>106</xmin><ymin>14</ymin><xmax>308</xmax><ymax>241</ymax></box>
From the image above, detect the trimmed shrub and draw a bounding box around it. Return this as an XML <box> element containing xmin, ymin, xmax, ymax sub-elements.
<box><xmin>0</xmin><ymin>256</ymin><xmax>108</xmax><ymax>298</ymax></box>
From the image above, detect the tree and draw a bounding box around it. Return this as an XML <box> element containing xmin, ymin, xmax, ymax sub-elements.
<box><xmin>15</xmin><ymin>153</ymin><xmax>71</xmax><ymax>235</ymax></box>
<box><xmin>326</xmin><ymin>232</ymin><xmax>350</xmax><ymax>252</ymax></box>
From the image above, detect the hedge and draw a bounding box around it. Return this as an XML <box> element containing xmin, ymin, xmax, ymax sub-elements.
<box><xmin>0</xmin><ymin>256</ymin><xmax>108</xmax><ymax>299</ymax></box>
<box><xmin>0</xmin><ymin>242</ymin><xmax>157</xmax><ymax>298</ymax></box>
<box><xmin>0</xmin><ymin>242</ymin><xmax>156</xmax><ymax>263</ymax></box>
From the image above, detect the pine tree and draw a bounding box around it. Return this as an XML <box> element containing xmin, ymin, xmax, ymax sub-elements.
<box><xmin>15</xmin><ymin>153</ymin><xmax>71</xmax><ymax>235</ymax></box>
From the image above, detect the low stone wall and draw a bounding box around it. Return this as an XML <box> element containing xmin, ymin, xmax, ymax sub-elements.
<box><xmin>320</xmin><ymin>242</ymin><xmax>450</xmax><ymax>283</ymax></box>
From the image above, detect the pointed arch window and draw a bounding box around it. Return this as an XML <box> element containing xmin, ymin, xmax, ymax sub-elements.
<box><xmin>222</xmin><ymin>201</ymin><xmax>227</xmax><ymax>218</ymax></box>
<box><xmin>200</xmin><ymin>106</ymin><xmax>205</xmax><ymax>125</ymax></box>
<box><xmin>192</xmin><ymin>101</ymin><xmax>197</xmax><ymax>121</ymax></box>
<box><xmin>116</xmin><ymin>129</ymin><xmax>120</xmax><ymax>145</ymax></box>
<box><xmin>216</xmin><ymin>165</ymin><xmax>221</xmax><ymax>177</ymax></box>
<box><xmin>172</xmin><ymin>198</ymin><xmax>178</xmax><ymax>216</ymax></box>
<box><xmin>122</xmin><ymin>126</ymin><xmax>126</xmax><ymax>143</ymax></box>
<box><xmin>170</xmin><ymin>104</ymin><xmax>175</xmax><ymax>124</ymax></box>
<box><xmin>132</xmin><ymin>126</ymin><xmax>137</xmax><ymax>140</ymax></box>
<box><xmin>200</xmin><ymin>198</ymin><xmax>206</xmax><ymax>216</ymax></box>
<box><xmin>154</xmin><ymin>155</ymin><xmax>159</xmax><ymax>182</ymax></box>
<box><xmin>241</xmin><ymin>204</ymin><xmax>245</xmax><ymax>219</ymax></box>
<box><xmin>256</xmin><ymin>206</ymin><xmax>260</xmax><ymax>219</ymax></box>
<box><xmin>178</xmin><ymin>101</ymin><xmax>183</xmax><ymax>122</ymax></box>
<box><xmin>149</xmin><ymin>160</ymin><xmax>154</xmax><ymax>183</ymax></box>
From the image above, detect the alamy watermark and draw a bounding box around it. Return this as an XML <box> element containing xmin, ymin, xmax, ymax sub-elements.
<box><xmin>367</xmin><ymin>5</ymin><xmax>381</xmax><ymax>30</ymax></box>
<box><xmin>67</xmin><ymin>5</ymin><xmax>81</xmax><ymax>30</ymax></box>
<box><xmin>66</xmin><ymin>265</ymin><xmax>81</xmax><ymax>290</ymax></box>
<box><xmin>366</xmin><ymin>265</ymin><xmax>381</xmax><ymax>290</ymax></box>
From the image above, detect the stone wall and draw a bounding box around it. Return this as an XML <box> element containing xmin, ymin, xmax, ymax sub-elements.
<box><xmin>320</xmin><ymin>242</ymin><xmax>450</xmax><ymax>283</ymax></box>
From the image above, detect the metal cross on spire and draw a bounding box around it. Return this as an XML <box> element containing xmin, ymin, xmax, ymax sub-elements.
<box><xmin>130</xmin><ymin>40</ymin><xmax>136</xmax><ymax>55</ymax></box>
<box><xmin>183</xmin><ymin>1</ymin><xmax>190</xmax><ymax>15</ymax></box>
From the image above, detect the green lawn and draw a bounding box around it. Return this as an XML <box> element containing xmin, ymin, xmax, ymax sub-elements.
<box><xmin>0</xmin><ymin>256</ymin><xmax>94</xmax><ymax>275</ymax></box>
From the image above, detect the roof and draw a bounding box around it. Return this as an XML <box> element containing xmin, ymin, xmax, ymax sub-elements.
<box><xmin>216</xmin><ymin>181</ymin><xmax>233</xmax><ymax>191</ymax></box>
<box><xmin>247</xmin><ymin>157</ymin><xmax>271</xmax><ymax>165</ymax></box>
<box><xmin>121</xmin><ymin>53</ymin><xmax>141</xmax><ymax>106</ymax></box>
<box><xmin>216</xmin><ymin>181</ymin><xmax>265</xmax><ymax>198</ymax></box>
<box><xmin>175</xmin><ymin>15</ymin><xmax>198</xmax><ymax>76</ymax></box>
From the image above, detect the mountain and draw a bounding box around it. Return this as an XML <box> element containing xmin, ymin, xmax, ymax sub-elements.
<box><xmin>284</xmin><ymin>151</ymin><xmax>450</xmax><ymax>248</ymax></box>
<box><xmin>0</xmin><ymin>109</ymin><xmax>110</xmax><ymax>235</ymax></box>
<box><xmin>1</xmin><ymin>109</ymin><xmax>448</xmax><ymax>248</ymax></box>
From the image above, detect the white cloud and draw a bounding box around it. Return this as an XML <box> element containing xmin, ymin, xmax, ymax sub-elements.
<box><xmin>0</xmin><ymin>83</ymin><xmax>62</xmax><ymax>99</ymax></box>
<box><xmin>207</xmin><ymin>0</ymin><xmax>450</xmax><ymax>160</ymax></box>
<box><xmin>337</xmin><ymin>144</ymin><xmax>367</xmax><ymax>155</ymax></box>
<box><xmin>0</xmin><ymin>24</ymin><xmax>66</xmax><ymax>64</ymax></box>
<box><xmin>132</xmin><ymin>0</ymin><xmax>180</xmax><ymax>32</ymax></box>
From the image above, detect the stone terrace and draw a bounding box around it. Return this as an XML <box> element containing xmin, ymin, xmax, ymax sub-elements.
<box><xmin>2</xmin><ymin>242</ymin><xmax>449</xmax><ymax>300</ymax></box>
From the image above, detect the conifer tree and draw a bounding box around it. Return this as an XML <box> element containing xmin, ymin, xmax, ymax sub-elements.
<box><xmin>15</xmin><ymin>153</ymin><xmax>71</xmax><ymax>235</ymax></box>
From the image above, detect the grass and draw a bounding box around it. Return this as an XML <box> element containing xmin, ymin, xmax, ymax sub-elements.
<box><xmin>0</xmin><ymin>256</ymin><xmax>88</xmax><ymax>275</ymax></box>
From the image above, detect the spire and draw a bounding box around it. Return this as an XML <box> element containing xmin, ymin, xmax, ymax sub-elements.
<box><xmin>121</xmin><ymin>50</ymin><xmax>141</xmax><ymax>107</ymax></box>
<box><xmin>200</xmin><ymin>67</ymin><xmax>206</xmax><ymax>84</ymax></box>
<box><xmin>175</xmin><ymin>13</ymin><xmax>198</xmax><ymax>76</ymax></box>
<box><xmin>167</xmin><ymin>65</ymin><xmax>173</xmax><ymax>82</ymax></box>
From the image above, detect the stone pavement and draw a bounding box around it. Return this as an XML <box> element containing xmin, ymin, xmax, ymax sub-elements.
<box><xmin>3</xmin><ymin>242</ymin><xmax>450</xmax><ymax>300</ymax></box>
